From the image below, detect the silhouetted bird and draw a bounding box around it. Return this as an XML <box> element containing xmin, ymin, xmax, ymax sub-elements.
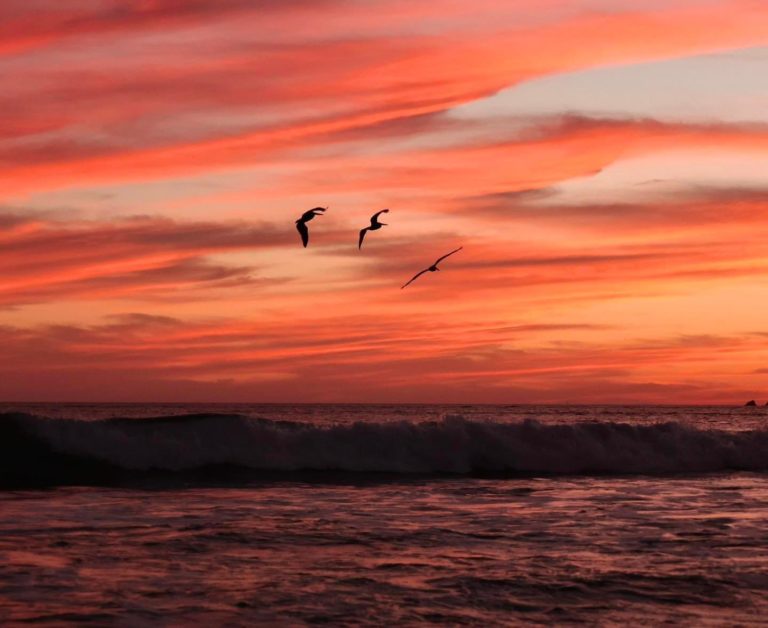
<box><xmin>401</xmin><ymin>247</ymin><xmax>463</xmax><ymax>289</ymax></box>
<box><xmin>296</xmin><ymin>207</ymin><xmax>326</xmax><ymax>247</ymax></box>
<box><xmin>358</xmin><ymin>209</ymin><xmax>389</xmax><ymax>249</ymax></box>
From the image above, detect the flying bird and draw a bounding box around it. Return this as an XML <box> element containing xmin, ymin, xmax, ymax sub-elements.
<box><xmin>295</xmin><ymin>207</ymin><xmax>326</xmax><ymax>247</ymax></box>
<box><xmin>358</xmin><ymin>209</ymin><xmax>389</xmax><ymax>249</ymax></box>
<box><xmin>401</xmin><ymin>247</ymin><xmax>463</xmax><ymax>289</ymax></box>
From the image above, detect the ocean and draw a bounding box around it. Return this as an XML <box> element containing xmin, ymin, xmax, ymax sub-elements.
<box><xmin>1</xmin><ymin>404</ymin><xmax>767</xmax><ymax>625</ymax></box>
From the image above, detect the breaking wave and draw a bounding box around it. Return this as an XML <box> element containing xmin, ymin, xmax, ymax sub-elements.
<box><xmin>2</xmin><ymin>412</ymin><xmax>768</xmax><ymax>486</ymax></box>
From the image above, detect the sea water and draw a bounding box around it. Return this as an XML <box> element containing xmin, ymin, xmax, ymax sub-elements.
<box><xmin>1</xmin><ymin>404</ymin><xmax>767</xmax><ymax>625</ymax></box>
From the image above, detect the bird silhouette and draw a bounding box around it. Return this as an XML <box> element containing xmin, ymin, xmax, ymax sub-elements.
<box><xmin>401</xmin><ymin>247</ymin><xmax>463</xmax><ymax>289</ymax></box>
<box><xmin>295</xmin><ymin>207</ymin><xmax>326</xmax><ymax>247</ymax></box>
<box><xmin>358</xmin><ymin>209</ymin><xmax>389</xmax><ymax>249</ymax></box>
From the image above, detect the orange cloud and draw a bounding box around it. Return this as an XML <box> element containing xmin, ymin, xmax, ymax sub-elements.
<box><xmin>2</xmin><ymin>1</ymin><xmax>768</xmax><ymax>402</ymax></box>
<box><xmin>0</xmin><ymin>314</ymin><xmax>765</xmax><ymax>403</ymax></box>
<box><xmin>3</xmin><ymin>2</ymin><xmax>768</xmax><ymax>196</ymax></box>
<box><xmin>0</xmin><ymin>214</ymin><xmax>295</xmax><ymax>306</ymax></box>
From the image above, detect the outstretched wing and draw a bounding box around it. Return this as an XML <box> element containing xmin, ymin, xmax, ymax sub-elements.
<box><xmin>358</xmin><ymin>227</ymin><xmax>368</xmax><ymax>250</ymax></box>
<box><xmin>301</xmin><ymin>207</ymin><xmax>326</xmax><ymax>222</ymax></box>
<box><xmin>434</xmin><ymin>246</ymin><xmax>463</xmax><ymax>265</ymax></box>
<box><xmin>401</xmin><ymin>268</ymin><xmax>429</xmax><ymax>289</ymax></box>
<box><xmin>371</xmin><ymin>209</ymin><xmax>389</xmax><ymax>221</ymax></box>
<box><xmin>296</xmin><ymin>221</ymin><xmax>309</xmax><ymax>247</ymax></box>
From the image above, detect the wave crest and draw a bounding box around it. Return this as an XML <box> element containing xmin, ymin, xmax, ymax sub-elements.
<box><xmin>2</xmin><ymin>412</ymin><xmax>767</xmax><ymax>486</ymax></box>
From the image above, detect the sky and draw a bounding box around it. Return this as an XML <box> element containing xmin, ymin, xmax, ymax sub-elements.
<box><xmin>1</xmin><ymin>0</ymin><xmax>768</xmax><ymax>403</ymax></box>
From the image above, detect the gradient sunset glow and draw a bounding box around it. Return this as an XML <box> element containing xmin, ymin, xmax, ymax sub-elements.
<box><xmin>2</xmin><ymin>0</ymin><xmax>768</xmax><ymax>403</ymax></box>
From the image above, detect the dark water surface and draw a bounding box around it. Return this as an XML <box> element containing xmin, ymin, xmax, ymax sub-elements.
<box><xmin>1</xmin><ymin>404</ymin><xmax>767</xmax><ymax>625</ymax></box>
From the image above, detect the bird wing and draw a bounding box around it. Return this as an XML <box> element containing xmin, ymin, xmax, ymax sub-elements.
<box><xmin>296</xmin><ymin>221</ymin><xmax>309</xmax><ymax>247</ymax></box>
<box><xmin>401</xmin><ymin>268</ymin><xmax>429</xmax><ymax>289</ymax></box>
<box><xmin>434</xmin><ymin>246</ymin><xmax>463</xmax><ymax>265</ymax></box>
<box><xmin>358</xmin><ymin>227</ymin><xmax>368</xmax><ymax>249</ymax></box>
<box><xmin>301</xmin><ymin>207</ymin><xmax>326</xmax><ymax>221</ymax></box>
<box><xmin>371</xmin><ymin>209</ymin><xmax>389</xmax><ymax>221</ymax></box>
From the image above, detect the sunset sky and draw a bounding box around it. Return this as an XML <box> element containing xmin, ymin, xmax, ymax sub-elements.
<box><xmin>2</xmin><ymin>0</ymin><xmax>768</xmax><ymax>403</ymax></box>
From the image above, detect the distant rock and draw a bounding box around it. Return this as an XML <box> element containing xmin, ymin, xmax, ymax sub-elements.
<box><xmin>745</xmin><ymin>400</ymin><xmax>758</xmax><ymax>407</ymax></box>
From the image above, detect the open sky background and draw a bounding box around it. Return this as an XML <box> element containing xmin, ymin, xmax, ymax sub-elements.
<box><xmin>2</xmin><ymin>0</ymin><xmax>768</xmax><ymax>403</ymax></box>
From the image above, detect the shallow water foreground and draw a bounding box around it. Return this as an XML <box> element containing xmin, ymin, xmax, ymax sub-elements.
<box><xmin>1</xmin><ymin>475</ymin><xmax>767</xmax><ymax>626</ymax></box>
